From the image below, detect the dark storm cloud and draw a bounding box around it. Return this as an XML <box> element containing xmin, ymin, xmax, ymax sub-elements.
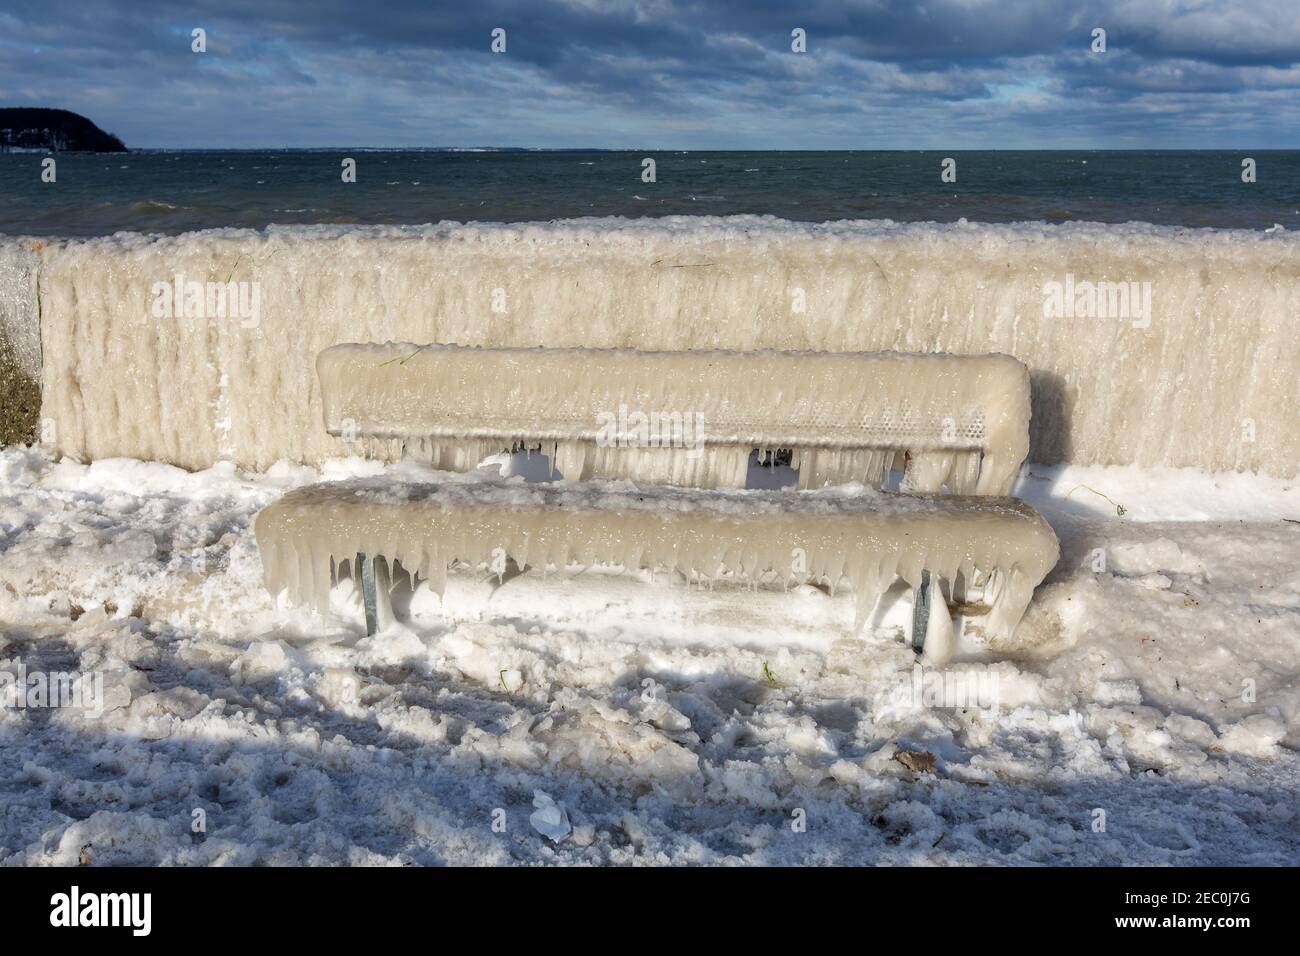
<box><xmin>0</xmin><ymin>1</ymin><xmax>1297</xmax><ymax>147</ymax></box>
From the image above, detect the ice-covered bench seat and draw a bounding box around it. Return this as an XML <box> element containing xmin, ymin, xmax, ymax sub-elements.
<box><xmin>317</xmin><ymin>344</ymin><xmax>1032</xmax><ymax>496</ymax></box>
<box><xmin>254</xmin><ymin>476</ymin><xmax>1060</xmax><ymax>643</ymax></box>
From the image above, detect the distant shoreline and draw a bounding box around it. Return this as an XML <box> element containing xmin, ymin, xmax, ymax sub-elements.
<box><xmin>0</xmin><ymin>108</ymin><xmax>126</xmax><ymax>153</ymax></box>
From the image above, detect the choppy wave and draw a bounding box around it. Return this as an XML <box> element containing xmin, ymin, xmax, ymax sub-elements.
<box><xmin>3</xmin><ymin>149</ymin><xmax>1300</xmax><ymax>236</ymax></box>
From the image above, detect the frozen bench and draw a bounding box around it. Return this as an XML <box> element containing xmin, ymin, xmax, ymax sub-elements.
<box><xmin>256</xmin><ymin>345</ymin><xmax>1057</xmax><ymax>650</ymax></box>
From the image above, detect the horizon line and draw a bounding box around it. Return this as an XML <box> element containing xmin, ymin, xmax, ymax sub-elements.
<box><xmin>81</xmin><ymin>145</ymin><xmax>1300</xmax><ymax>153</ymax></box>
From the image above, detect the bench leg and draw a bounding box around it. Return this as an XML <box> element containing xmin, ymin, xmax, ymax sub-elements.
<box><xmin>359</xmin><ymin>552</ymin><xmax>379</xmax><ymax>637</ymax></box>
<box><xmin>911</xmin><ymin>569</ymin><xmax>931</xmax><ymax>655</ymax></box>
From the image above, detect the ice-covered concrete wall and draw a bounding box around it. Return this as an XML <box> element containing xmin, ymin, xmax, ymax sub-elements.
<box><xmin>21</xmin><ymin>218</ymin><xmax>1300</xmax><ymax>476</ymax></box>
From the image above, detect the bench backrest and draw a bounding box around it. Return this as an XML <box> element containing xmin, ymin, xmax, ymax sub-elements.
<box><xmin>317</xmin><ymin>344</ymin><xmax>1031</xmax><ymax>495</ymax></box>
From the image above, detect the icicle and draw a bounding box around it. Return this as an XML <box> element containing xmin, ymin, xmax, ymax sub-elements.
<box><xmin>952</xmin><ymin>450</ymin><xmax>982</xmax><ymax>495</ymax></box>
<box><xmin>902</xmin><ymin>450</ymin><xmax>956</xmax><ymax>494</ymax></box>
<box><xmin>921</xmin><ymin>592</ymin><xmax>956</xmax><ymax>666</ymax></box>
<box><xmin>295</xmin><ymin>543</ymin><xmax>312</xmax><ymax>608</ymax></box>
<box><xmin>312</xmin><ymin>542</ymin><xmax>331</xmax><ymax>613</ymax></box>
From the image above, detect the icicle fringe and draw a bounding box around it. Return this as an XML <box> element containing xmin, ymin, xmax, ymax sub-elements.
<box><xmin>255</xmin><ymin>477</ymin><xmax>1059</xmax><ymax>641</ymax></box>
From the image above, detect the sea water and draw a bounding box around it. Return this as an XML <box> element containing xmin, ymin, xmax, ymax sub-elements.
<box><xmin>1</xmin><ymin>149</ymin><xmax>1298</xmax><ymax>236</ymax></box>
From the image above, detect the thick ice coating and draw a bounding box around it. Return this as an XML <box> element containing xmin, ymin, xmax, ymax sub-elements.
<box><xmin>254</xmin><ymin>477</ymin><xmax>1060</xmax><ymax>641</ymax></box>
<box><xmin>25</xmin><ymin>221</ymin><xmax>1300</xmax><ymax>476</ymax></box>
<box><xmin>318</xmin><ymin>345</ymin><xmax>1031</xmax><ymax>495</ymax></box>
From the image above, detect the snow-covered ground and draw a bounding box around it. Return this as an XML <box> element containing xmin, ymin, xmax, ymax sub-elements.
<box><xmin>0</xmin><ymin>447</ymin><xmax>1296</xmax><ymax>865</ymax></box>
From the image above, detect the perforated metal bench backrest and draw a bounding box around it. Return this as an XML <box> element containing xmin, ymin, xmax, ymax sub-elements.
<box><xmin>317</xmin><ymin>344</ymin><xmax>1031</xmax><ymax>495</ymax></box>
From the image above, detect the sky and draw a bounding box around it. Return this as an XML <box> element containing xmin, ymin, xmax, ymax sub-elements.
<box><xmin>1</xmin><ymin>0</ymin><xmax>1298</xmax><ymax>149</ymax></box>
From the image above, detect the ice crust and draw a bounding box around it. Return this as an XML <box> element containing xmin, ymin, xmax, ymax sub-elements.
<box><xmin>318</xmin><ymin>345</ymin><xmax>1030</xmax><ymax>495</ymax></box>
<box><xmin>15</xmin><ymin>218</ymin><xmax>1300</xmax><ymax>475</ymax></box>
<box><xmin>254</xmin><ymin>476</ymin><xmax>1060</xmax><ymax>641</ymax></box>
